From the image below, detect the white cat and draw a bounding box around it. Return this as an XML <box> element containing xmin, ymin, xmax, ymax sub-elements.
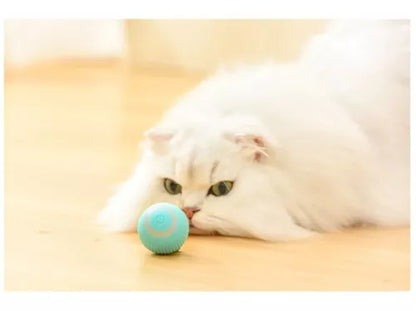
<box><xmin>98</xmin><ymin>20</ymin><xmax>409</xmax><ymax>241</ymax></box>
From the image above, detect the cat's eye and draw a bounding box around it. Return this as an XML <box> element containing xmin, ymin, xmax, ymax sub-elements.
<box><xmin>163</xmin><ymin>178</ymin><xmax>182</xmax><ymax>195</ymax></box>
<box><xmin>208</xmin><ymin>181</ymin><xmax>234</xmax><ymax>197</ymax></box>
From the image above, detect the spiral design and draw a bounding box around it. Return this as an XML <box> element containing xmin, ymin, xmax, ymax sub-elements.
<box><xmin>144</xmin><ymin>206</ymin><xmax>178</xmax><ymax>237</ymax></box>
<box><xmin>137</xmin><ymin>203</ymin><xmax>189</xmax><ymax>255</ymax></box>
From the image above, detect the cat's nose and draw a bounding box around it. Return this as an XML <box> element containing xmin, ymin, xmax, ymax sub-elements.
<box><xmin>182</xmin><ymin>207</ymin><xmax>200</xmax><ymax>220</ymax></box>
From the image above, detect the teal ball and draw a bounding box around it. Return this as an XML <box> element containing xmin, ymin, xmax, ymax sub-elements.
<box><xmin>137</xmin><ymin>203</ymin><xmax>189</xmax><ymax>255</ymax></box>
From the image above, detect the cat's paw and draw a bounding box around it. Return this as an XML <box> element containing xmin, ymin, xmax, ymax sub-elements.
<box><xmin>97</xmin><ymin>185</ymin><xmax>142</xmax><ymax>232</ymax></box>
<box><xmin>97</xmin><ymin>203</ymin><xmax>137</xmax><ymax>232</ymax></box>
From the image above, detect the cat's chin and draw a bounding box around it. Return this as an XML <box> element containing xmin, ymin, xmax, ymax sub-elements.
<box><xmin>189</xmin><ymin>226</ymin><xmax>215</xmax><ymax>236</ymax></box>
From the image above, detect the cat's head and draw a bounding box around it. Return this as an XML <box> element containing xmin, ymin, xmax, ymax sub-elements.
<box><xmin>139</xmin><ymin>117</ymin><xmax>284</xmax><ymax>240</ymax></box>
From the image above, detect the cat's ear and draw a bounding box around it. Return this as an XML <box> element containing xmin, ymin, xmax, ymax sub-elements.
<box><xmin>143</xmin><ymin>127</ymin><xmax>174</xmax><ymax>154</ymax></box>
<box><xmin>225</xmin><ymin>133</ymin><xmax>270</xmax><ymax>162</ymax></box>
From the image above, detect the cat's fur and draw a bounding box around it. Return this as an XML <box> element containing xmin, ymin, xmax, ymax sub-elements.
<box><xmin>98</xmin><ymin>20</ymin><xmax>409</xmax><ymax>241</ymax></box>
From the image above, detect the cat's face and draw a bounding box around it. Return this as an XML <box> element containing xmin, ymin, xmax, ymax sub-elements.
<box><xmin>139</xmin><ymin>125</ymin><xmax>281</xmax><ymax>239</ymax></box>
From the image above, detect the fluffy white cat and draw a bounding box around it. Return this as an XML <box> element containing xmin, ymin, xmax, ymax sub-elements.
<box><xmin>98</xmin><ymin>20</ymin><xmax>409</xmax><ymax>241</ymax></box>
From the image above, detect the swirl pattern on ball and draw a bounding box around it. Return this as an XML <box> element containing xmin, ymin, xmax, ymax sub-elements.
<box><xmin>137</xmin><ymin>203</ymin><xmax>189</xmax><ymax>254</ymax></box>
<box><xmin>144</xmin><ymin>206</ymin><xmax>177</xmax><ymax>237</ymax></box>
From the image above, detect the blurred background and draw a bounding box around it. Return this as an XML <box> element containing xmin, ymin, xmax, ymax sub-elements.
<box><xmin>5</xmin><ymin>20</ymin><xmax>326</xmax><ymax>72</ymax></box>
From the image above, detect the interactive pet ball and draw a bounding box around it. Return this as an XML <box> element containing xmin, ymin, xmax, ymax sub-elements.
<box><xmin>137</xmin><ymin>202</ymin><xmax>189</xmax><ymax>255</ymax></box>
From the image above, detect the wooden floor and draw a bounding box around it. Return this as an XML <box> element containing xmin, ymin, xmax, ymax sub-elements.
<box><xmin>4</xmin><ymin>61</ymin><xmax>410</xmax><ymax>291</ymax></box>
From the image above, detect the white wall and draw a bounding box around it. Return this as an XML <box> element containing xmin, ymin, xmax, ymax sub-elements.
<box><xmin>5</xmin><ymin>20</ymin><xmax>125</xmax><ymax>67</ymax></box>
